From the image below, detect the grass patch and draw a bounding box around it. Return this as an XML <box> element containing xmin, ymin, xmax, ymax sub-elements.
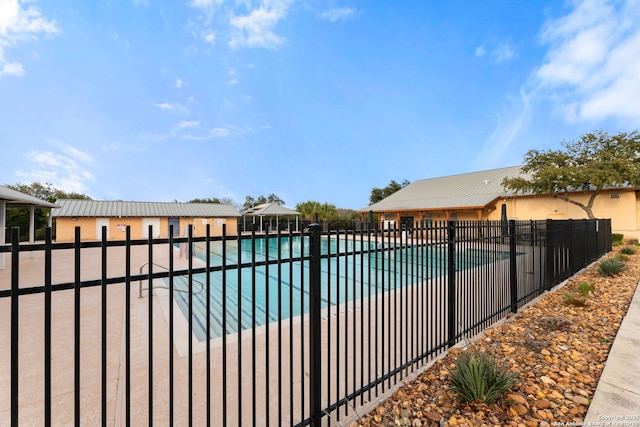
<box><xmin>563</xmin><ymin>291</ymin><xmax>586</xmax><ymax>307</ymax></box>
<box><xmin>578</xmin><ymin>281</ymin><xmax>594</xmax><ymax>296</ymax></box>
<box><xmin>447</xmin><ymin>347</ymin><xmax>518</xmax><ymax>405</ymax></box>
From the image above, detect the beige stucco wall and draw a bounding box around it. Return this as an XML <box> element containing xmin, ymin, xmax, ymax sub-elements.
<box><xmin>55</xmin><ymin>217</ymin><xmax>239</xmax><ymax>242</ymax></box>
<box><xmin>499</xmin><ymin>189</ymin><xmax>638</xmax><ymax>239</ymax></box>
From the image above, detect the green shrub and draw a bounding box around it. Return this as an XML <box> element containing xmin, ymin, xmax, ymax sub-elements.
<box><xmin>612</xmin><ymin>234</ymin><xmax>624</xmax><ymax>245</ymax></box>
<box><xmin>599</xmin><ymin>258</ymin><xmax>624</xmax><ymax>276</ymax></box>
<box><xmin>447</xmin><ymin>347</ymin><xmax>517</xmax><ymax>404</ymax></box>
<box><xmin>621</xmin><ymin>246</ymin><xmax>637</xmax><ymax>255</ymax></box>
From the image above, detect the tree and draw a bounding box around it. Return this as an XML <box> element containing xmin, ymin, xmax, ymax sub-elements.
<box><xmin>294</xmin><ymin>201</ymin><xmax>337</xmax><ymax>221</ymax></box>
<box><xmin>8</xmin><ymin>181</ymin><xmax>91</xmax><ymax>203</ymax></box>
<box><xmin>502</xmin><ymin>130</ymin><xmax>640</xmax><ymax>219</ymax></box>
<box><xmin>243</xmin><ymin>194</ymin><xmax>285</xmax><ymax>210</ymax></box>
<box><xmin>369</xmin><ymin>179</ymin><xmax>410</xmax><ymax>204</ymax></box>
<box><xmin>188</xmin><ymin>197</ymin><xmax>222</xmax><ymax>204</ymax></box>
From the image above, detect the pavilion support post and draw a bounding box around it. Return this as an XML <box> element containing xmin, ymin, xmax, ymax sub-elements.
<box><xmin>29</xmin><ymin>206</ymin><xmax>35</xmax><ymax>244</ymax></box>
<box><xmin>0</xmin><ymin>200</ymin><xmax>5</xmax><ymax>269</ymax></box>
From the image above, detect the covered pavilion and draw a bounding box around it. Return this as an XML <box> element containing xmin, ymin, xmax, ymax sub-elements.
<box><xmin>241</xmin><ymin>203</ymin><xmax>301</xmax><ymax>233</ymax></box>
<box><xmin>0</xmin><ymin>185</ymin><xmax>58</xmax><ymax>268</ymax></box>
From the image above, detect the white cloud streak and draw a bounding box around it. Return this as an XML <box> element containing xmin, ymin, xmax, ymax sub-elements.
<box><xmin>535</xmin><ymin>0</ymin><xmax>640</xmax><ymax>125</ymax></box>
<box><xmin>0</xmin><ymin>0</ymin><xmax>59</xmax><ymax>77</ymax></box>
<box><xmin>321</xmin><ymin>7</ymin><xmax>357</xmax><ymax>22</ymax></box>
<box><xmin>474</xmin><ymin>89</ymin><xmax>532</xmax><ymax>170</ymax></box>
<box><xmin>154</xmin><ymin>102</ymin><xmax>189</xmax><ymax>113</ymax></box>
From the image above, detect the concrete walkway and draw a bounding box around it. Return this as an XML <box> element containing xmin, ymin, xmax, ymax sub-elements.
<box><xmin>584</xmin><ymin>282</ymin><xmax>640</xmax><ymax>423</ymax></box>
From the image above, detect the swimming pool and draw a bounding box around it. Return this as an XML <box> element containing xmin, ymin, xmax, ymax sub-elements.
<box><xmin>168</xmin><ymin>236</ymin><xmax>510</xmax><ymax>341</ymax></box>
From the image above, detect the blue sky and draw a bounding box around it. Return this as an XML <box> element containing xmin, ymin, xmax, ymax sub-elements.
<box><xmin>1</xmin><ymin>0</ymin><xmax>639</xmax><ymax>210</ymax></box>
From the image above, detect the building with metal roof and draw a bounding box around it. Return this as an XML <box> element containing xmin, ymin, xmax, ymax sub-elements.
<box><xmin>361</xmin><ymin>166</ymin><xmax>640</xmax><ymax>239</ymax></box>
<box><xmin>52</xmin><ymin>199</ymin><xmax>241</xmax><ymax>241</ymax></box>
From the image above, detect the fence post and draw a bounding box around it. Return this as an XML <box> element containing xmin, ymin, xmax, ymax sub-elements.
<box><xmin>447</xmin><ymin>220</ymin><xmax>457</xmax><ymax>348</ymax></box>
<box><xmin>509</xmin><ymin>220</ymin><xmax>518</xmax><ymax>313</ymax></box>
<box><xmin>545</xmin><ymin>219</ymin><xmax>553</xmax><ymax>291</ymax></box>
<box><xmin>308</xmin><ymin>223</ymin><xmax>322</xmax><ymax>427</ymax></box>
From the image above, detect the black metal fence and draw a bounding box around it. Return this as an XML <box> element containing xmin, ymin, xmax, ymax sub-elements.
<box><xmin>0</xmin><ymin>218</ymin><xmax>611</xmax><ymax>426</ymax></box>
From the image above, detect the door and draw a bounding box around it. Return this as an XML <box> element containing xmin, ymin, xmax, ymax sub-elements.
<box><xmin>168</xmin><ymin>217</ymin><xmax>180</xmax><ymax>237</ymax></box>
<box><xmin>142</xmin><ymin>218</ymin><xmax>160</xmax><ymax>238</ymax></box>
<box><xmin>96</xmin><ymin>218</ymin><xmax>109</xmax><ymax>240</ymax></box>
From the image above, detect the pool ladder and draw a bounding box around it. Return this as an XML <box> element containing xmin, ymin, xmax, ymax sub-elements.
<box><xmin>138</xmin><ymin>262</ymin><xmax>204</xmax><ymax>298</ymax></box>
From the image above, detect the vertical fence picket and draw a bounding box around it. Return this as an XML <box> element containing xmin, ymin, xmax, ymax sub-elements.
<box><xmin>11</xmin><ymin>227</ymin><xmax>19</xmax><ymax>427</ymax></box>
<box><xmin>147</xmin><ymin>225</ymin><xmax>154</xmax><ymax>426</ymax></box>
<box><xmin>45</xmin><ymin>227</ymin><xmax>53</xmax><ymax>426</ymax></box>
<box><xmin>74</xmin><ymin>226</ymin><xmax>81</xmax><ymax>426</ymax></box>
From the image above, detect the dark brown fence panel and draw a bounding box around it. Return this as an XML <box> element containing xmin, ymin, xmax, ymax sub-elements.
<box><xmin>0</xmin><ymin>218</ymin><xmax>610</xmax><ymax>427</ymax></box>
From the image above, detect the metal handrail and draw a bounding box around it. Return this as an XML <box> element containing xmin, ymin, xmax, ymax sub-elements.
<box><xmin>138</xmin><ymin>262</ymin><xmax>205</xmax><ymax>298</ymax></box>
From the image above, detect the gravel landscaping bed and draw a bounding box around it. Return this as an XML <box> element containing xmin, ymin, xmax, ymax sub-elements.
<box><xmin>351</xmin><ymin>245</ymin><xmax>639</xmax><ymax>427</ymax></box>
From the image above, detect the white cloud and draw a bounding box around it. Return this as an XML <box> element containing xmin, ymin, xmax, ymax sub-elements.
<box><xmin>189</xmin><ymin>0</ymin><xmax>223</xmax><ymax>9</ymax></box>
<box><xmin>175</xmin><ymin>78</ymin><xmax>186</xmax><ymax>88</ymax></box>
<box><xmin>491</xmin><ymin>42</ymin><xmax>514</xmax><ymax>63</ymax></box>
<box><xmin>535</xmin><ymin>0</ymin><xmax>640</xmax><ymax>125</ymax></box>
<box><xmin>321</xmin><ymin>7</ymin><xmax>357</xmax><ymax>22</ymax></box>
<box><xmin>0</xmin><ymin>0</ymin><xmax>59</xmax><ymax>77</ymax></box>
<box><xmin>228</xmin><ymin>78</ymin><xmax>238</xmax><ymax>85</ymax></box>
<box><xmin>1</xmin><ymin>61</ymin><xmax>23</xmax><ymax>76</ymax></box>
<box><xmin>175</xmin><ymin>120</ymin><xmax>200</xmax><ymax>129</ymax></box>
<box><xmin>17</xmin><ymin>143</ymin><xmax>95</xmax><ymax>194</ymax></box>
<box><xmin>229</xmin><ymin>4</ymin><xmax>289</xmax><ymax>49</ymax></box>
<box><xmin>154</xmin><ymin>102</ymin><xmax>188</xmax><ymax>113</ymax></box>
<box><xmin>201</xmin><ymin>29</ymin><xmax>215</xmax><ymax>45</ymax></box>
<box><xmin>474</xmin><ymin>45</ymin><xmax>486</xmax><ymax>57</ymax></box>
<box><xmin>186</xmin><ymin>0</ymin><xmax>294</xmax><ymax>50</ymax></box>
<box><xmin>51</xmin><ymin>140</ymin><xmax>96</xmax><ymax>164</ymax></box>
<box><xmin>182</xmin><ymin>125</ymin><xmax>249</xmax><ymax>141</ymax></box>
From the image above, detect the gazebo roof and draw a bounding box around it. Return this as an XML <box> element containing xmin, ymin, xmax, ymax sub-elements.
<box><xmin>242</xmin><ymin>203</ymin><xmax>300</xmax><ymax>216</ymax></box>
<box><xmin>0</xmin><ymin>185</ymin><xmax>58</xmax><ymax>208</ymax></box>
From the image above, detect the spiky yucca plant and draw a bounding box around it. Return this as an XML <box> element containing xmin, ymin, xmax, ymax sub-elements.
<box><xmin>447</xmin><ymin>347</ymin><xmax>517</xmax><ymax>405</ymax></box>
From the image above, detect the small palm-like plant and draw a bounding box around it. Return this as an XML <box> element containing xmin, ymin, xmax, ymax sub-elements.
<box><xmin>447</xmin><ymin>347</ymin><xmax>518</xmax><ymax>404</ymax></box>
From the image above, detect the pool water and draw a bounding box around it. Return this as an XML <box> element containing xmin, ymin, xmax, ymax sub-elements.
<box><xmin>168</xmin><ymin>236</ymin><xmax>509</xmax><ymax>341</ymax></box>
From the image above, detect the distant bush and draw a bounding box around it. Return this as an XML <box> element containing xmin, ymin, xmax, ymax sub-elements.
<box><xmin>599</xmin><ymin>258</ymin><xmax>624</xmax><ymax>276</ymax></box>
<box><xmin>612</xmin><ymin>234</ymin><xmax>624</xmax><ymax>245</ymax></box>
<box><xmin>447</xmin><ymin>347</ymin><xmax>517</xmax><ymax>405</ymax></box>
<box><xmin>621</xmin><ymin>246</ymin><xmax>637</xmax><ymax>255</ymax></box>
